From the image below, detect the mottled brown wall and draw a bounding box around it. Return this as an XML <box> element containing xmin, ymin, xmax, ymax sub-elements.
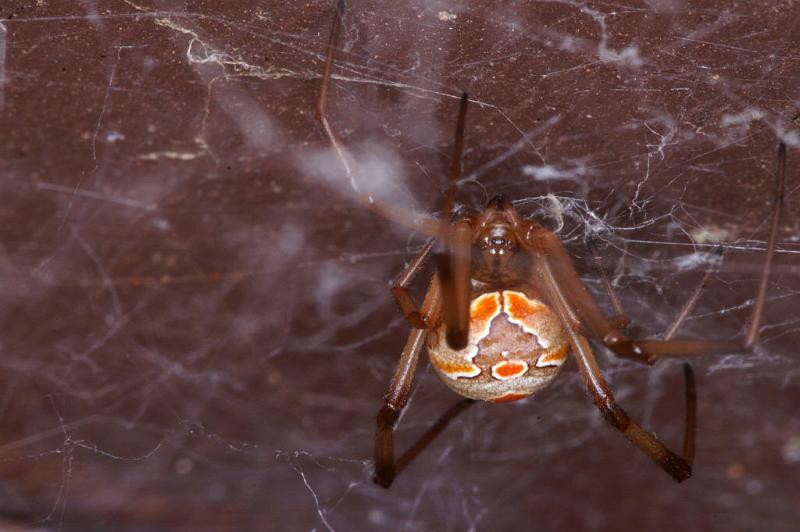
<box><xmin>0</xmin><ymin>1</ymin><xmax>798</xmax><ymax>531</ymax></box>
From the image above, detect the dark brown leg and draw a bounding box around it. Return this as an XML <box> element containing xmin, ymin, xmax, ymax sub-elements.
<box><xmin>535</xmin><ymin>259</ymin><xmax>693</xmax><ymax>480</ymax></box>
<box><xmin>315</xmin><ymin>0</ymin><xmax>439</xmax><ymax>237</ymax></box>
<box><xmin>574</xmin><ymin>332</ymin><xmax>691</xmax><ymax>480</ymax></box>
<box><xmin>435</xmin><ymin>219</ymin><xmax>473</xmax><ymax>350</ymax></box>
<box><xmin>435</xmin><ymin>94</ymin><xmax>472</xmax><ymax>350</ymax></box>
<box><xmin>586</xmin><ymin>238</ymin><xmax>719</xmax><ymax>337</ymax></box>
<box><xmin>391</xmin><ymin>239</ymin><xmax>435</xmax><ymax>329</ymax></box>
<box><xmin>375</xmin><ymin>275</ymin><xmax>448</xmax><ymax>488</ymax></box>
<box><xmin>375</xmin><ymin>328</ymin><xmax>427</xmax><ymax>487</ymax></box>
<box><xmin>529</xmin><ymin>228</ymin><xmax>717</xmax><ymax>362</ymax></box>
<box><xmin>530</xmin><ymin>146</ymin><xmax>787</xmax><ymax>479</ymax></box>
<box><xmin>590</xmin><ymin>237</ymin><xmax>699</xmax><ymax>467</ymax></box>
<box><xmin>556</xmin><ymin>302</ymin><xmax>694</xmax><ymax>482</ymax></box>
<box><xmin>379</xmin><ymin>397</ymin><xmax>475</xmax><ymax>488</ymax></box>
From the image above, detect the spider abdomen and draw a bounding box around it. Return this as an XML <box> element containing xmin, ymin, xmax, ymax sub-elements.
<box><xmin>427</xmin><ymin>289</ymin><xmax>570</xmax><ymax>403</ymax></box>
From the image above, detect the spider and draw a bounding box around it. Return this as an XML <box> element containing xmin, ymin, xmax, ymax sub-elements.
<box><xmin>314</xmin><ymin>1</ymin><xmax>786</xmax><ymax>488</ymax></box>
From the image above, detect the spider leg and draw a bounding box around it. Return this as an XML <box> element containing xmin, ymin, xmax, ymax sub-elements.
<box><xmin>529</xmin><ymin>142</ymin><xmax>785</xmax><ymax>363</ymax></box>
<box><xmin>586</xmin><ymin>224</ymin><xmax>719</xmax><ymax>335</ymax></box>
<box><xmin>600</xmin><ymin>256</ymin><xmax>727</xmax><ymax>363</ymax></box>
<box><xmin>392</xmin><ymin>239</ymin><xmax>435</xmax><ymax>329</ymax></box>
<box><xmin>377</xmin><ymin>274</ymin><xmax>474</xmax><ymax>488</ymax></box>
<box><xmin>393</xmin><ymin>397</ymin><xmax>476</xmax><ymax>481</ymax></box>
<box><xmin>391</xmin><ymin>93</ymin><xmax>472</xmax><ymax>344</ymax></box>
<box><xmin>586</xmin><ymin>236</ymin><xmax>629</xmax><ymax>329</ymax></box>
<box><xmin>662</xmin><ymin>260</ymin><xmax>717</xmax><ymax>342</ymax></box>
<box><xmin>605</xmin><ymin>142</ymin><xmax>786</xmax><ymax>361</ymax></box>
<box><xmin>435</xmin><ymin>219</ymin><xmax>473</xmax><ymax>350</ymax></box>
<box><xmin>435</xmin><ymin>94</ymin><xmax>472</xmax><ymax>350</ymax></box>
<box><xmin>745</xmin><ymin>141</ymin><xmax>786</xmax><ymax>347</ymax></box>
<box><xmin>590</xmin><ymin>239</ymin><xmax>700</xmax><ymax>460</ymax></box>
<box><xmin>527</xmin><ymin>227</ymin><xmax>625</xmax><ymax>343</ymax></box>
<box><xmin>375</xmin><ymin>327</ymin><xmax>426</xmax><ymax>488</ymax></box>
<box><xmin>578</xmin><ymin>331</ymin><xmax>692</xmax><ymax>481</ymax></box>
<box><xmin>536</xmin><ymin>260</ymin><xmax>693</xmax><ymax>481</ymax></box>
<box><xmin>315</xmin><ymin>0</ymin><xmax>439</xmax><ymax>237</ymax></box>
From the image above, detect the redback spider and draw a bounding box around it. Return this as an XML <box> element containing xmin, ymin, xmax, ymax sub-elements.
<box><xmin>314</xmin><ymin>1</ymin><xmax>786</xmax><ymax>488</ymax></box>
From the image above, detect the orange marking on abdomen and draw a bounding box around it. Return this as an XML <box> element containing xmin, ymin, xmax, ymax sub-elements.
<box><xmin>471</xmin><ymin>292</ymin><xmax>501</xmax><ymax>324</ymax></box>
<box><xmin>490</xmin><ymin>392</ymin><xmax>531</xmax><ymax>404</ymax></box>
<box><xmin>432</xmin><ymin>360</ymin><xmax>482</xmax><ymax>379</ymax></box>
<box><xmin>536</xmin><ymin>344</ymin><xmax>569</xmax><ymax>367</ymax></box>
<box><xmin>491</xmin><ymin>360</ymin><xmax>529</xmax><ymax>380</ymax></box>
<box><xmin>503</xmin><ymin>291</ymin><xmax>547</xmax><ymax>321</ymax></box>
<box><xmin>471</xmin><ymin>292</ymin><xmax>500</xmax><ymax>321</ymax></box>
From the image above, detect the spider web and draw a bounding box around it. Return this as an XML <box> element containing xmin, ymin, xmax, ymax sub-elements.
<box><xmin>0</xmin><ymin>1</ymin><xmax>799</xmax><ymax>531</ymax></box>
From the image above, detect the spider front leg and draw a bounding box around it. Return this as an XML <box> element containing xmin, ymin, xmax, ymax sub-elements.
<box><xmin>315</xmin><ymin>0</ymin><xmax>439</xmax><ymax>237</ymax></box>
<box><xmin>435</xmin><ymin>218</ymin><xmax>473</xmax><ymax>350</ymax></box>
<box><xmin>434</xmin><ymin>94</ymin><xmax>472</xmax><ymax>351</ymax></box>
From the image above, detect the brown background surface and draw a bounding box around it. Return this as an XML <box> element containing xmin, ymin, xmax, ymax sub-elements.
<box><xmin>0</xmin><ymin>1</ymin><xmax>799</xmax><ymax>531</ymax></box>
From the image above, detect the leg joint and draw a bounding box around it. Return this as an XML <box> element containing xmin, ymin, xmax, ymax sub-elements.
<box><xmin>598</xmin><ymin>401</ymin><xmax>630</xmax><ymax>431</ymax></box>
<box><xmin>377</xmin><ymin>404</ymin><xmax>401</xmax><ymax>429</ymax></box>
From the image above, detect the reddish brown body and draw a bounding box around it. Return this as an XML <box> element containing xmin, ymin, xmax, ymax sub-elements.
<box><xmin>428</xmin><ymin>285</ymin><xmax>569</xmax><ymax>403</ymax></box>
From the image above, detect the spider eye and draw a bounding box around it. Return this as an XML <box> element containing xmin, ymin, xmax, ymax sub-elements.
<box><xmin>480</xmin><ymin>225</ymin><xmax>517</xmax><ymax>253</ymax></box>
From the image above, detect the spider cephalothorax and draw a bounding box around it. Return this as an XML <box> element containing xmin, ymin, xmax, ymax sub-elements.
<box><xmin>470</xmin><ymin>195</ymin><xmax>531</xmax><ymax>285</ymax></box>
<box><xmin>315</xmin><ymin>0</ymin><xmax>786</xmax><ymax>489</ymax></box>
